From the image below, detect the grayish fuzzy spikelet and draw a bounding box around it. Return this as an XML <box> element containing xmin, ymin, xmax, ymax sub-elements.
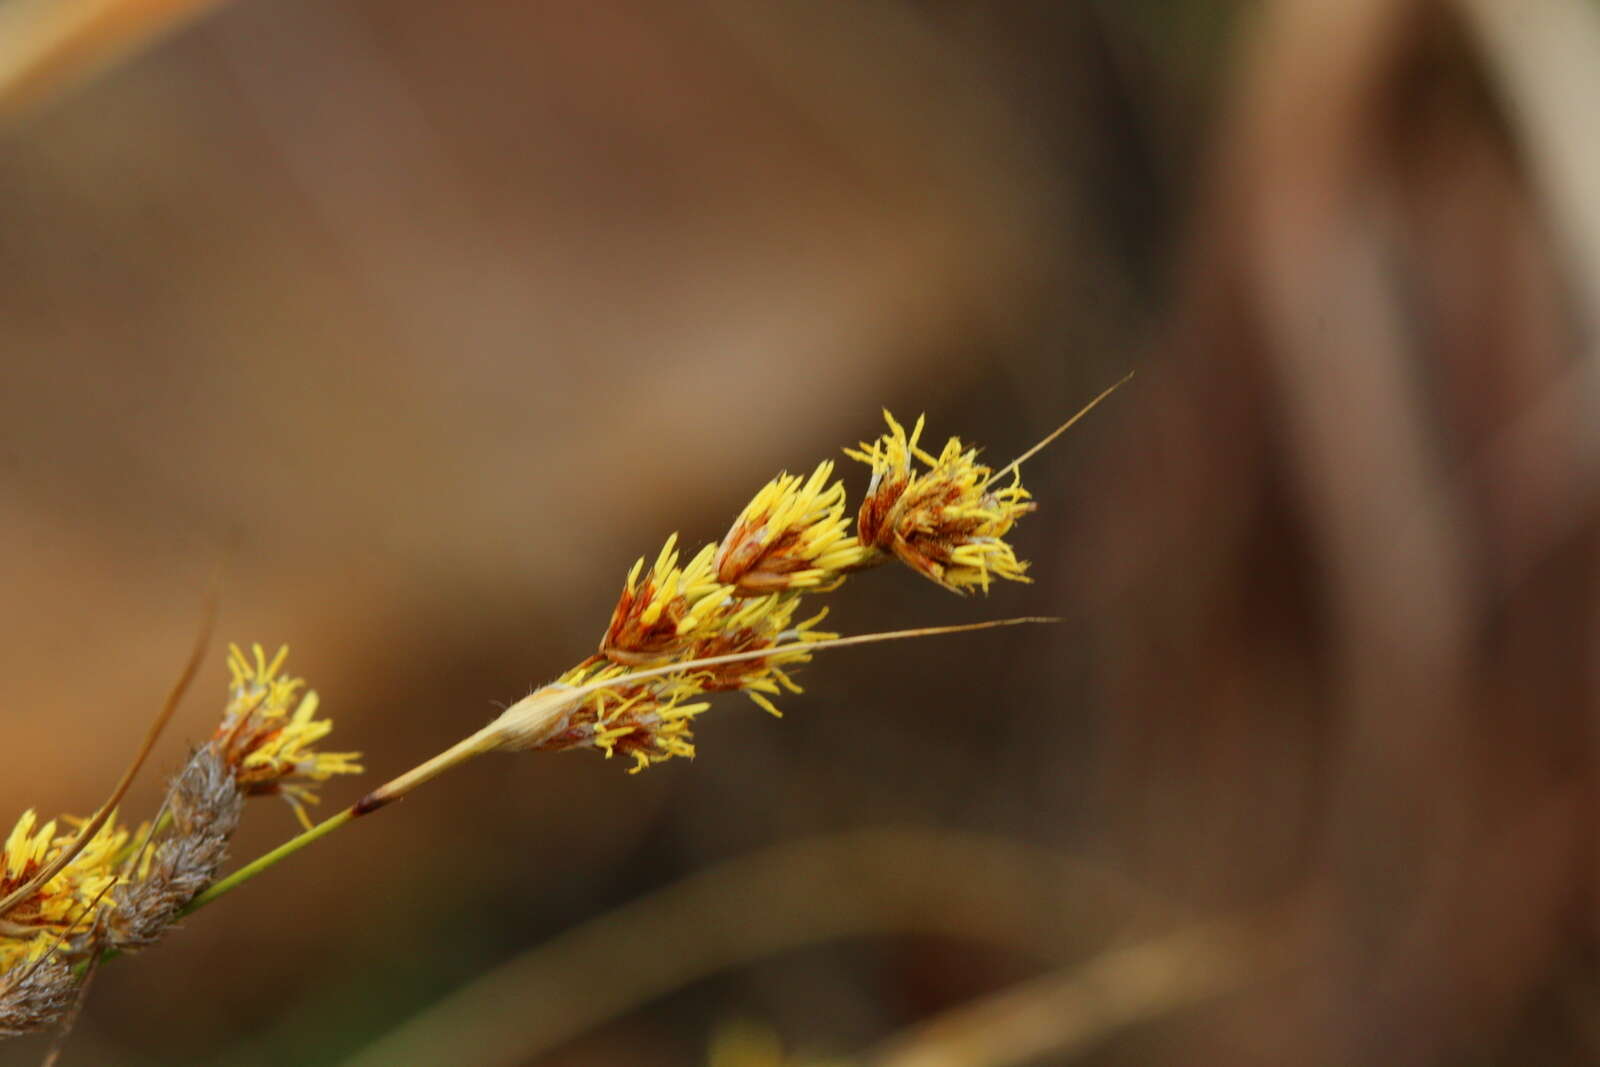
<box><xmin>0</xmin><ymin>954</ymin><xmax>77</xmax><ymax>1037</ymax></box>
<box><xmin>105</xmin><ymin>744</ymin><xmax>243</xmax><ymax>952</ymax></box>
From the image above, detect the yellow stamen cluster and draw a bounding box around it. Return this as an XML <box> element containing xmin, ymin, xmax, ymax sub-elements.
<box><xmin>542</xmin><ymin>592</ymin><xmax>837</xmax><ymax>772</ymax></box>
<box><xmin>847</xmin><ymin>411</ymin><xmax>1035</xmax><ymax>594</ymax></box>
<box><xmin>600</xmin><ymin>535</ymin><xmax>726</xmax><ymax>665</ymax></box>
<box><xmin>714</xmin><ymin>461</ymin><xmax>871</xmax><ymax>595</ymax></box>
<box><xmin>540</xmin><ymin>661</ymin><xmax>713</xmax><ymax>773</ymax></box>
<box><xmin>0</xmin><ymin>812</ymin><xmax>128</xmax><ymax>970</ymax></box>
<box><xmin>530</xmin><ymin>410</ymin><xmax>1038</xmax><ymax>771</ymax></box>
<box><xmin>216</xmin><ymin>644</ymin><xmax>363</xmax><ymax>829</ymax></box>
<box><xmin>678</xmin><ymin>597</ymin><xmax>835</xmax><ymax>717</ymax></box>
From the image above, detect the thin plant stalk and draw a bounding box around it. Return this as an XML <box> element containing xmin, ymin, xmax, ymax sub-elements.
<box><xmin>181</xmin><ymin>808</ymin><xmax>355</xmax><ymax>915</ymax></box>
<box><xmin>181</xmin><ymin>618</ymin><xmax>1053</xmax><ymax>916</ymax></box>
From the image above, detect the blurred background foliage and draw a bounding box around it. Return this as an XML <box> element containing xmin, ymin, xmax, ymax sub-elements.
<box><xmin>2</xmin><ymin>0</ymin><xmax>1599</xmax><ymax>1064</ymax></box>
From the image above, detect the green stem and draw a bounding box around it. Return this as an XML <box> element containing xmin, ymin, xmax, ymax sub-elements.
<box><xmin>177</xmin><ymin>723</ymin><xmax>503</xmax><ymax>918</ymax></box>
<box><xmin>180</xmin><ymin>806</ymin><xmax>357</xmax><ymax>916</ymax></box>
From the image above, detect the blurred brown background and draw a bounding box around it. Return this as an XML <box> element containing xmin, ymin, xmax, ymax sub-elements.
<box><xmin>3</xmin><ymin>0</ymin><xmax>1599</xmax><ymax>1064</ymax></box>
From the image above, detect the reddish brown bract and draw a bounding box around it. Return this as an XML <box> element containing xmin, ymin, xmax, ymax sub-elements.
<box><xmin>601</xmin><ymin>577</ymin><xmax>694</xmax><ymax>664</ymax></box>
<box><xmin>856</xmin><ymin>469</ymin><xmax>910</xmax><ymax>550</ymax></box>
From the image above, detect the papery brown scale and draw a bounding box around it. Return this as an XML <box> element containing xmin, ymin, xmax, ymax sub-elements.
<box><xmin>0</xmin><ymin>859</ymin><xmax>42</xmax><ymax>899</ymax></box>
<box><xmin>600</xmin><ymin>579</ymin><xmax>693</xmax><ymax>664</ymax></box>
<box><xmin>219</xmin><ymin>724</ymin><xmax>290</xmax><ymax>785</ymax></box>
<box><xmin>535</xmin><ymin>724</ymin><xmax>591</xmax><ymax>752</ymax></box>
<box><xmin>717</xmin><ymin>527</ymin><xmax>811</xmax><ymax>594</ymax></box>
<box><xmin>888</xmin><ymin>533</ymin><xmax>958</xmax><ymax>588</ymax></box>
<box><xmin>611</xmin><ymin>729</ymin><xmax>656</xmax><ymax>758</ymax></box>
<box><xmin>856</xmin><ymin>473</ymin><xmax>909</xmax><ymax>548</ymax></box>
<box><xmin>712</xmin><ymin>514</ymin><xmax>771</xmax><ymax>584</ymax></box>
<box><xmin>213</xmin><ymin>698</ymin><xmax>273</xmax><ymax>757</ymax></box>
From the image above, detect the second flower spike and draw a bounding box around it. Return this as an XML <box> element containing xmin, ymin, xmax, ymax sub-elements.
<box><xmin>713</xmin><ymin>460</ymin><xmax>869</xmax><ymax>595</ymax></box>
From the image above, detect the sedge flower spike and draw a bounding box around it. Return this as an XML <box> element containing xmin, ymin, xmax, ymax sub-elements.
<box><xmin>216</xmin><ymin>644</ymin><xmax>363</xmax><ymax>829</ymax></box>
<box><xmin>713</xmin><ymin>461</ymin><xmax>871</xmax><ymax>595</ymax></box>
<box><xmin>0</xmin><ymin>812</ymin><xmax>128</xmax><ymax>971</ymax></box>
<box><xmin>600</xmin><ymin>535</ymin><xmax>729</xmax><ymax>665</ymax></box>
<box><xmin>847</xmin><ymin>411</ymin><xmax>1036</xmax><ymax>594</ymax></box>
<box><xmin>533</xmin><ymin>661</ymin><xmax>714</xmax><ymax>773</ymax></box>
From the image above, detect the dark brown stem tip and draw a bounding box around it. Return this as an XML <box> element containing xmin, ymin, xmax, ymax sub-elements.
<box><xmin>351</xmin><ymin>792</ymin><xmax>397</xmax><ymax>817</ymax></box>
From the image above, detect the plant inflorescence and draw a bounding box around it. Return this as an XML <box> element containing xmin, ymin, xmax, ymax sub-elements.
<box><xmin>0</xmin><ymin>387</ymin><xmax>1125</xmax><ymax>1040</ymax></box>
